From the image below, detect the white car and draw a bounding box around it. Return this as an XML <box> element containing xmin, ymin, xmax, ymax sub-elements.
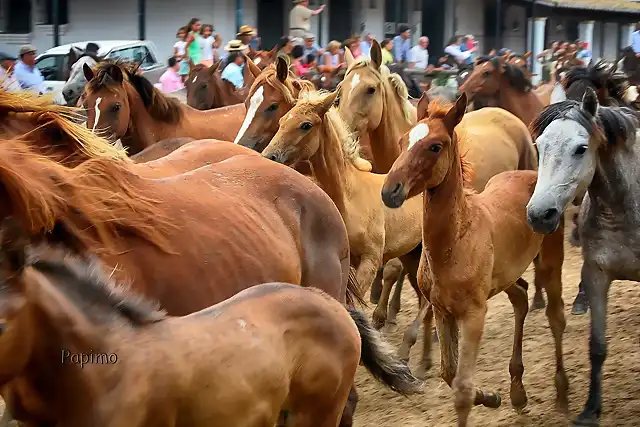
<box><xmin>35</xmin><ymin>40</ymin><xmax>166</xmax><ymax>96</ymax></box>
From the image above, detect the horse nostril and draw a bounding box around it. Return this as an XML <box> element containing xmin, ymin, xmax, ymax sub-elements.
<box><xmin>390</xmin><ymin>182</ymin><xmax>402</xmax><ymax>196</ymax></box>
<box><xmin>266</xmin><ymin>153</ymin><xmax>278</xmax><ymax>162</ymax></box>
<box><xmin>543</xmin><ymin>208</ymin><xmax>559</xmax><ymax>221</ymax></box>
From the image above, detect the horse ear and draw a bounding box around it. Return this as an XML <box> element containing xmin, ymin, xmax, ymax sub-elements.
<box><xmin>83</xmin><ymin>63</ymin><xmax>95</xmax><ymax>81</ymax></box>
<box><xmin>23</xmin><ymin>267</ymin><xmax>104</xmax><ymax>353</ymax></box>
<box><xmin>245</xmin><ymin>55</ymin><xmax>262</xmax><ymax>78</ymax></box>
<box><xmin>444</xmin><ymin>93</ymin><xmax>467</xmax><ymax>132</ymax></box>
<box><xmin>582</xmin><ymin>87</ymin><xmax>599</xmax><ymax>117</ymax></box>
<box><xmin>344</xmin><ymin>47</ymin><xmax>355</xmax><ymax>68</ymax></box>
<box><xmin>316</xmin><ymin>90</ymin><xmax>339</xmax><ymax>116</ymax></box>
<box><xmin>209</xmin><ymin>60</ymin><xmax>222</xmax><ymax>75</ymax></box>
<box><xmin>550</xmin><ymin>83</ymin><xmax>567</xmax><ymax>104</ymax></box>
<box><xmin>370</xmin><ymin>40</ymin><xmax>382</xmax><ymax>70</ymax></box>
<box><xmin>523</xmin><ymin>51</ymin><xmax>532</xmax><ymax>60</ymax></box>
<box><xmin>416</xmin><ymin>92</ymin><xmax>430</xmax><ymax>121</ymax></box>
<box><xmin>276</xmin><ymin>56</ymin><xmax>288</xmax><ymax>83</ymax></box>
<box><xmin>106</xmin><ymin>65</ymin><xmax>123</xmax><ymax>84</ymax></box>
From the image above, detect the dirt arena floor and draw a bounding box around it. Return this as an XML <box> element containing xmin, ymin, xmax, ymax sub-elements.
<box><xmin>354</xmin><ymin>220</ymin><xmax>640</xmax><ymax>427</ymax></box>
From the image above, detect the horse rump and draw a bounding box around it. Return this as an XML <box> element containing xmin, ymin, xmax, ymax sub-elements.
<box><xmin>348</xmin><ymin>307</ymin><xmax>423</xmax><ymax>395</ymax></box>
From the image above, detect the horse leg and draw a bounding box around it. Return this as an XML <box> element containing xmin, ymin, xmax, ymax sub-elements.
<box><xmin>372</xmin><ymin>260</ymin><xmax>403</xmax><ymax>329</ymax></box>
<box><xmin>416</xmin><ymin>302</ymin><xmax>434</xmax><ymax>380</ymax></box>
<box><xmin>398</xmin><ymin>297</ymin><xmax>428</xmax><ymax>363</ymax></box>
<box><xmin>530</xmin><ymin>256</ymin><xmax>547</xmax><ymax>311</ymax></box>
<box><xmin>434</xmin><ymin>310</ymin><xmax>458</xmax><ymax>389</ymax></box>
<box><xmin>572</xmin><ymin>280</ymin><xmax>589</xmax><ymax>316</ymax></box>
<box><xmin>0</xmin><ymin>406</ymin><xmax>12</xmax><ymax>427</ymax></box>
<box><xmin>355</xmin><ymin>253</ymin><xmax>383</xmax><ymax>297</ymax></box>
<box><xmin>504</xmin><ymin>278</ymin><xmax>529</xmax><ymax>410</ymax></box>
<box><xmin>387</xmin><ymin>270</ymin><xmax>404</xmax><ymax>327</ymax></box>
<box><xmin>369</xmin><ymin>268</ymin><xmax>384</xmax><ymax>304</ymax></box>
<box><xmin>454</xmin><ymin>304</ymin><xmax>501</xmax><ymax>427</ymax></box>
<box><xmin>538</xmin><ymin>227</ymin><xmax>569</xmax><ymax>410</ymax></box>
<box><xmin>573</xmin><ymin>263</ymin><xmax>612</xmax><ymax>427</ymax></box>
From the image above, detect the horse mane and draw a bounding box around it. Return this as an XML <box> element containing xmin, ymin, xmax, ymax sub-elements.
<box><xmin>345</xmin><ymin>58</ymin><xmax>414</xmax><ymax>122</ymax></box>
<box><xmin>247</xmin><ymin>65</ymin><xmax>315</xmax><ymax>105</ymax></box>
<box><xmin>23</xmin><ymin>242</ymin><xmax>166</xmax><ymax>325</ymax></box>
<box><xmin>476</xmin><ymin>55</ymin><xmax>533</xmax><ymax>93</ymax></box>
<box><xmin>530</xmin><ymin>100</ymin><xmax>637</xmax><ymax>146</ymax></box>
<box><xmin>0</xmin><ymin>90</ymin><xmax>130</xmax><ymax>161</ymax></box>
<box><xmin>563</xmin><ymin>60</ymin><xmax>630</xmax><ymax>106</ymax></box>
<box><xmin>426</xmin><ymin>100</ymin><xmax>475</xmax><ymax>186</ymax></box>
<box><xmin>0</xmin><ymin>141</ymin><xmax>176</xmax><ymax>254</ymax></box>
<box><xmin>86</xmin><ymin>59</ymin><xmax>184</xmax><ymax>124</ymax></box>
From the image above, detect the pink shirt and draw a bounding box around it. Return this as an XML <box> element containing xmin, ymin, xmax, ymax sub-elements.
<box><xmin>159</xmin><ymin>68</ymin><xmax>184</xmax><ymax>93</ymax></box>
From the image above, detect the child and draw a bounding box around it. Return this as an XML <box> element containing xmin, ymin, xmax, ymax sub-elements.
<box><xmin>159</xmin><ymin>57</ymin><xmax>185</xmax><ymax>93</ymax></box>
<box><xmin>174</xmin><ymin>26</ymin><xmax>189</xmax><ymax>81</ymax></box>
<box><xmin>291</xmin><ymin>45</ymin><xmax>309</xmax><ymax>77</ymax></box>
<box><xmin>200</xmin><ymin>24</ymin><xmax>215</xmax><ymax>66</ymax></box>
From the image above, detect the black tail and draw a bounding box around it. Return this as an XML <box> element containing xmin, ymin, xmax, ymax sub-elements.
<box><xmin>348</xmin><ymin>308</ymin><xmax>423</xmax><ymax>395</ymax></box>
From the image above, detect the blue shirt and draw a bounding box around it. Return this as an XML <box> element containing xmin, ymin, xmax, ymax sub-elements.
<box><xmin>14</xmin><ymin>61</ymin><xmax>44</xmax><ymax>93</ymax></box>
<box><xmin>221</xmin><ymin>62</ymin><xmax>244</xmax><ymax>89</ymax></box>
<box><xmin>632</xmin><ymin>31</ymin><xmax>640</xmax><ymax>54</ymax></box>
<box><xmin>360</xmin><ymin>40</ymin><xmax>372</xmax><ymax>58</ymax></box>
<box><xmin>392</xmin><ymin>35</ymin><xmax>411</xmax><ymax>63</ymax></box>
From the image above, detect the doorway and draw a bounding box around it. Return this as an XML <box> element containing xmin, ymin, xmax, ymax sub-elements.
<box><xmin>258</xmin><ymin>0</ymin><xmax>285</xmax><ymax>49</ymax></box>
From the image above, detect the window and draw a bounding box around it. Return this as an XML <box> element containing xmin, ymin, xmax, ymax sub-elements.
<box><xmin>36</xmin><ymin>55</ymin><xmax>65</xmax><ymax>81</ymax></box>
<box><xmin>108</xmin><ymin>46</ymin><xmax>156</xmax><ymax>70</ymax></box>
<box><xmin>0</xmin><ymin>0</ymin><xmax>32</xmax><ymax>34</ymax></box>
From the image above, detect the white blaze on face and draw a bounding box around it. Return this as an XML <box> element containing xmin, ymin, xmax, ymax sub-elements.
<box><xmin>407</xmin><ymin>123</ymin><xmax>430</xmax><ymax>150</ymax></box>
<box><xmin>350</xmin><ymin>73</ymin><xmax>361</xmax><ymax>93</ymax></box>
<box><xmin>625</xmin><ymin>85</ymin><xmax>639</xmax><ymax>103</ymax></box>
<box><xmin>192</xmin><ymin>75</ymin><xmax>198</xmax><ymax>84</ymax></box>
<box><xmin>234</xmin><ymin>85</ymin><xmax>264</xmax><ymax>144</ymax></box>
<box><xmin>255</xmin><ymin>57</ymin><xmax>262</xmax><ymax>65</ymax></box>
<box><xmin>91</xmin><ymin>97</ymin><xmax>103</xmax><ymax>133</ymax></box>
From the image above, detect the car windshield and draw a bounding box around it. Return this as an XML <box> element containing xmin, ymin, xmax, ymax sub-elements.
<box><xmin>36</xmin><ymin>55</ymin><xmax>65</xmax><ymax>81</ymax></box>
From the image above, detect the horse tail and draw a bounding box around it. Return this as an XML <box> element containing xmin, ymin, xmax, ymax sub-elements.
<box><xmin>347</xmin><ymin>308</ymin><xmax>423</xmax><ymax>396</ymax></box>
<box><xmin>346</xmin><ymin>266</ymin><xmax>366</xmax><ymax>307</ymax></box>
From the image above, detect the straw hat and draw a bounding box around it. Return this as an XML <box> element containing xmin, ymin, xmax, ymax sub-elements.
<box><xmin>224</xmin><ymin>40</ymin><xmax>248</xmax><ymax>52</ymax></box>
<box><xmin>237</xmin><ymin>25</ymin><xmax>256</xmax><ymax>37</ymax></box>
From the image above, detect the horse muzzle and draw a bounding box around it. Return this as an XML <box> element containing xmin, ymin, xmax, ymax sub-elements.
<box><xmin>526</xmin><ymin>205</ymin><xmax>562</xmax><ymax>234</ymax></box>
<box><xmin>381</xmin><ymin>182</ymin><xmax>407</xmax><ymax>209</ymax></box>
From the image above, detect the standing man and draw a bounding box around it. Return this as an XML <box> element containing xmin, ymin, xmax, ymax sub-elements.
<box><xmin>392</xmin><ymin>25</ymin><xmax>412</xmax><ymax>64</ymax></box>
<box><xmin>0</xmin><ymin>52</ymin><xmax>20</xmax><ymax>92</ymax></box>
<box><xmin>632</xmin><ymin>22</ymin><xmax>640</xmax><ymax>56</ymax></box>
<box><xmin>14</xmin><ymin>45</ymin><xmax>44</xmax><ymax>94</ymax></box>
<box><xmin>409</xmin><ymin>36</ymin><xmax>429</xmax><ymax>69</ymax></box>
<box><xmin>289</xmin><ymin>0</ymin><xmax>325</xmax><ymax>42</ymax></box>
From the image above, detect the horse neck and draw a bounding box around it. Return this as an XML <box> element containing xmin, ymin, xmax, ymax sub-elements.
<box><xmin>308</xmin><ymin>119</ymin><xmax>356</xmax><ymax>215</ymax></box>
<box><xmin>422</xmin><ymin>133</ymin><xmax>471</xmax><ymax>263</ymax></box>
<box><xmin>496</xmin><ymin>84</ymin><xmax>543</xmax><ymax>125</ymax></box>
<box><xmin>123</xmin><ymin>91</ymin><xmax>171</xmax><ymax>152</ymax></box>
<box><xmin>369</xmin><ymin>87</ymin><xmax>411</xmax><ymax>173</ymax></box>
<box><xmin>589</xmin><ymin>142</ymin><xmax>640</xmax><ymax>212</ymax></box>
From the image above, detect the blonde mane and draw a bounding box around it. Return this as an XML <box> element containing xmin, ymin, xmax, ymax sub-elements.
<box><xmin>248</xmin><ymin>65</ymin><xmax>316</xmax><ymax>105</ymax></box>
<box><xmin>0</xmin><ymin>90</ymin><xmax>130</xmax><ymax>162</ymax></box>
<box><xmin>344</xmin><ymin>58</ymin><xmax>414</xmax><ymax>123</ymax></box>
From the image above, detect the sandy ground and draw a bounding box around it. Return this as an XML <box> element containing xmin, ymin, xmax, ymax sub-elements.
<box><xmin>353</xmin><ymin>221</ymin><xmax>640</xmax><ymax>427</ymax></box>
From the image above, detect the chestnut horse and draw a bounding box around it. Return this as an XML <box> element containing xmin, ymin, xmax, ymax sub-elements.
<box><xmin>381</xmin><ymin>94</ymin><xmax>567</xmax><ymax>426</ymax></box>
<box><xmin>185</xmin><ymin>60</ymin><xmax>256</xmax><ymax>110</ymax></box>
<box><xmin>0</xmin><ymin>233</ymin><xmax>421</xmax><ymax>427</ymax></box>
<box><xmin>82</xmin><ymin>60</ymin><xmax>245</xmax><ymax>155</ymax></box>
<box><xmin>261</xmin><ymin>90</ymin><xmax>426</xmax><ymax>368</ymax></box>
<box><xmin>338</xmin><ymin>40</ymin><xmax>417</xmax><ymax>173</ymax></box>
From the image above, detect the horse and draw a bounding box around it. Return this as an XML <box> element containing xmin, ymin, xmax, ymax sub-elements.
<box><xmin>129</xmin><ymin>137</ymin><xmax>195</xmax><ymax>162</ymax></box>
<box><xmin>526</xmin><ymin>86</ymin><xmax>639</xmax><ymax>427</ymax></box>
<box><xmin>381</xmin><ymin>93</ymin><xmax>568</xmax><ymax>426</ymax></box>
<box><xmin>562</xmin><ymin>59</ymin><xmax>633</xmax><ymax>108</ymax></box>
<box><xmin>185</xmin><ymin>59</ymin><xmax>256</xmax><ymax>110</ymax></box>
<box><xmin>249</xmin><ymin>46</ymin><xmax>278</xmax><ymax>70</ymax></box>
<box><xmin>0</xmin><ymin>228</ymin><xmax>422</xmax><ymax>427</ymax></box>
<box><xmin>235</xmin><ymin>57</ymin><xmax>315</xmax><ymax>152</ymax></box>
<box><xmin>0</xmin><ymin>90</ymin><xmax>129</xmax><ymax>166</ymax></box>
<box><xmin>338</xmin><ymin>40</ymin><xmax>417</xmax><ymax>173</ymax></box>
<box><xmin>261</xmin><ymin>90</ymin><xmax>427</xmax><ymax>374</ymax></box>
<box><xmin>61</xmin><ymin>45</ymin><xmax>101</xmax><ymax>106</ymax></box>
<box><xmin>620</xmin><ymin>46</ymin><xmax>640</xmax><ymax>86</ymax></box>
<box><xmin>0</xmin><ymin>139</ymin><xmax>377</xmax><ymax>426</ymax></box>
<box><xmin>82</xmin><ymin>59</ymin><xmax>246</xmax><ymax>155</ymax></box>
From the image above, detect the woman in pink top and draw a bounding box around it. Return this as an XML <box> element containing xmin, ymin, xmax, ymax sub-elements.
<box><xmin>159</xmin><ymin>57</ymin><xmax>185</xmax><ymax>93</ymax></box>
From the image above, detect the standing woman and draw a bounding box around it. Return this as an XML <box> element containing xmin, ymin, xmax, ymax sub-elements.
<box><xmin>200</xmin><ymin>24</ymin><xmax>215</xmax><ymax>66</ymax></box>
<box><xmin>186</xmin><ymin>17</ymin><xmax>203</xmax><ymax>65</ymax></box>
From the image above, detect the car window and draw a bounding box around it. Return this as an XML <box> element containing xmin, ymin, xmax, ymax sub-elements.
<box><xmin>36</xmin><ymin>55</ymin><xmax>64</xmax><ymax>81</ymax></box>
<box><xmin>107</xmin><ymin>45</ymin><xmax>156</xmax><ymax>70</ymax></box>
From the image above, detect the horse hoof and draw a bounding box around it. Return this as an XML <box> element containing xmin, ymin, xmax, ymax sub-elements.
<box><xmin>383</xmin><ymin>323</ymin><xmax>398</xmax><ymax>334</ymax></box>
<box><xmin>530</xmin><ymin>295</ymin><xmax>546</xmax><ymax>311</ymax></box>
<box><xmin>573</xmin><ymin>410</ymin><xmax>600</xmax><ymax>427</ymax></box>
<box><xmin>398</xmin><ymin>344</ymin><xmax>411</xmax><ymax>363</ymax></box>
<box><xmin>571</xmin><ymin>294</ymin><xmax>589</xmax><ymax>315</ymax></box>
<box><xmin>415</xmin><ymin>361</ymin><xmax>432</xmax><ymax>380</ymax></box>
<box><xmin>510</xmin><ymin>381</ymin><xmax>528</xmax><ymax>410</ymax></box>
<box><xmin>484</xmin><ymin>392</ymin><xmax>502</xmax><ymax>409</ymax></box>
<box><xmin>369</xmin><ymin>294</ymin><xmax>380</xmax><ymax>304</ymax></box>
<box><xmin>371</xmin><ymin>312</ymin><xmax>386</xmax><ymax>330</ymax></box>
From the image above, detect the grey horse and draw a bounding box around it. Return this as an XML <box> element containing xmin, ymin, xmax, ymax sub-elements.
<box><xmin>526</xmin><ymin>84</ymin><xmax>640</xmax><ymax>427</ymax></box>
<box><xmin>61</xmin><ymin>45</ymin><xmax>100</xmax><ymax>106</ymax></box>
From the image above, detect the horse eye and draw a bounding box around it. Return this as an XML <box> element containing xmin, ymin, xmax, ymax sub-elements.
<box><xmin>483</xmin><ymin>71</ymin><xmax>491</xmax><ymax>77</ymax></box>
<box><xmin>574</xmin><ymin>145</ymin><xmax>588</xmax><ymax>156</ymax></box>
<box><xmin>112</xmin><ymin>103</ymin><xmax>121</xmax><ymax>113</ymax></box>
<box><xmin>300</xmin><ymin>122</ymin><xmax>313</xmax><ymax>131</ymax></box>
<box><xmin>366</xmin><ymin>87</ymin><xmax>376</xmax><ymax>95</ymax></box>
<box><xmin>267</xmin><ymin>103</ymin><xmax>279</xmax><ymax>112</ymax></box>
<box><xmin>429</xmin><ymin>144</ymin><xmax>442</xmax><ymax>153</ymax></box>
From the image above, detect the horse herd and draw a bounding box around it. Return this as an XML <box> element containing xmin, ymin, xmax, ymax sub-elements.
<box><xmin>0</xmin><ymin>39</ymin><xmax>636</xmax><ymax>427</ymax></box>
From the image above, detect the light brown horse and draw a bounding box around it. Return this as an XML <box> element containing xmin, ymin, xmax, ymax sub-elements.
<box><xmin>185</xmin><ymin>60</ymin><xmax>255</xmax><ymax>110</ymax></box>
<box><xmin>263</xmin><ymin>90</ymin><xmax>423</xmax><ymax>332</ymax></box>
<box><xmin>0</xmin><ymin>90</ymin><xmax>129</xmax><ymax>166</ymax></box>
<box><xmin>82</xmin><ymin>60</ymin><xmax>245</xmax><ymax>155</ymax></box>
<box><xmin>338</xmin><ymin>40</ymin><xmax>417</xmax><ymax>173</ymax></box>
<box><xmin>130</xmin><ymin>137</ymin><xmax>196</xmax><ymax>162</ymax></box>
<box><xmin>0</xmin><ymin>139</ymin><xmax>374</xmax><ymax>427</ymax></box>
<box><xmin>0</xmin><ymin>231</ymin><xmax>422</xmax><ymax>427</ymax></box>
<box><xmin>234</xmin><ymin>57</ymin><xmax>315</xmax><ymax>151</ymax></box>
<box><xmin>381</xmin><ymin>94</ymin><xmax>567</xmax><ymax>426</ymax></box>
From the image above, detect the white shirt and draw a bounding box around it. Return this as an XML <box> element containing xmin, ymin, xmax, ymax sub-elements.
<box><xmin>0</xmin><ymin>66</ymin><xmax>21</xmax><ymax>92</ymax></box>
<box><xmin>409</xmin><ymin>46</ymin><xmax>429</xmax><ymax>69</ymax></box>
<box><xmin>201</xmin><ymin>36</ymin><xmax>214</xmax><ymax>61</ymax></box>
<box><xmin>444</xmin><ymin>44</ymin><xmax>471</xmax><ymax>63</ymax></box>
<box><xmin>174</xmin><ymin>40</ymin><xmax>187</xmax><ymax>57</ymax></box>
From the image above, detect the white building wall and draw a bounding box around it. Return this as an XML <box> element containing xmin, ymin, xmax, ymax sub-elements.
<box><xmin>360</xmin><ymin>0</ymin><xmax>384</xmax><ymax>43</ymax></box>
<box><xmin>456</xmin><ymin>0</ymin><xmax>486</xmax><ymax>52</ymax></box>
<box><xmin>592</xmin><ymin>21</ymin><xmax>603</xmax><ymax>59</ymax></box>
<box><xmin>602</xmin><ymin>22</ymin><xmax>619</xmax><ymax>60</ymax></box>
